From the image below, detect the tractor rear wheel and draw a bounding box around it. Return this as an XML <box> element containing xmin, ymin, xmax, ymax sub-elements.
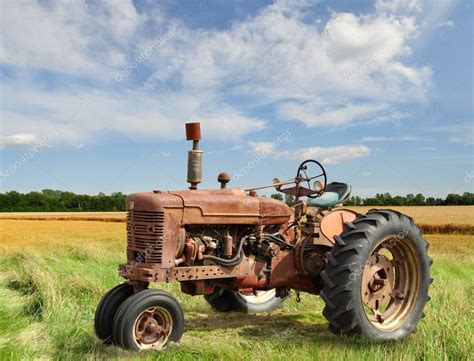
<box><xmin>113</xmin><ymin>289</ymin><xmax>184</xmax><ymax>351</ymax></box>
<box><xmin>320</xmin><ymin>209</ymin><xmax>432</xmax><ymax>340</ymax></box>
<box><xmin>204</xmin><ymin>288</ymin><xmax>283</xmax><ymax>313</ymax></box>
<box><xmin>95</xmin><ymin>283</ymin><xmax>134</xmax><ymax>344</ymax></box>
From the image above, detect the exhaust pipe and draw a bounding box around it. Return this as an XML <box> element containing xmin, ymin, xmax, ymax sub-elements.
<box><xmin>185</xmin><ymin>122</ymin><xmax>202</xmax><ymax>190</ymax></box>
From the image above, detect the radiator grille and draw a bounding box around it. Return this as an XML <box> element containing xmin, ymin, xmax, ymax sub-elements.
<box><xmin>127</xmin><ymin>210</ymin><xmax>164</xmax><ymax>264</ymax></box>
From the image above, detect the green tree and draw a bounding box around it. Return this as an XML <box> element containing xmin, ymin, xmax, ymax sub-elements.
<box><xmin>413</xmin><ymin>193</ymin><xmax>425</xmax><ymax>206</ymax></box>
<box><xmin>271</xmin><ymin>193</ymin><xmax>284</xmax><ymax>201</ymax></box>
<box><xmin>285</xmin><ymin>194</ymin><xmax>295</xmax><ymax>207</ymax></box>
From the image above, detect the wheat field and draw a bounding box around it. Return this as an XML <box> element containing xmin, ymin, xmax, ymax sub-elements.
<box><xmin>2</xmin><ymin>205</ymin><xmax>473</xmax><ymax>225</ymax></box>
<box><xmin>0</xmin><ymin>209</ymin><xmax>473</xmax><ymax>360</ymax></box>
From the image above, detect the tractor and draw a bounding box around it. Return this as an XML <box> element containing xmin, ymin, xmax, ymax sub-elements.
<box><xmin>95</xmin><ymin>122</ymin><xmax>432</xmax><ymax>351</ymax></box>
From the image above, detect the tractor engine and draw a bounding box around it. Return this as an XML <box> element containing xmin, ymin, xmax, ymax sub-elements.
<box><xmin>125</xmin><ymin>188</ymin><xmax>291</xmax><ymax>269</ymax></box>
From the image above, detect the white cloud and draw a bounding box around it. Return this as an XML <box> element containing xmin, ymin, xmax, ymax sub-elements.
<box><xmin>429</xmin><ymin>123</ymin><xmax>473</xmax><ymax>146</ymax></box>
<box><xmin>0</xmin><ymin>79</ymin><xmax>264</xmax><ymax>146</ymax></box>
<box><xmin>0</xmin><ymin>133</ymin><xmax>38</xmax><ymax>147</ymax></box>
<box><xmin>360</xmin><ymin>135</ymin><xmax>422</xmax><ymax>142</ymax></box>
<box><xmin>0</xmin><ymin>0</ymin><xmax>140</xmax><ymax>75</ymax></box>
<box><xmin>250</xmin><ymin>142</ymin><xmax>277</xmax><ymax>155</ymax></box>
<box><xmin>449</xmin><ymin>135</ymin><xmax>473</xmax><ymax>146</ymax></box>
<box><xmin>251</xmin><ymin>142</ymin><xmax>371</xmax><ymax>164</ymax></box>
<box><xmin>0</xmin><ymin>0</ymin><xmax>436</xmax><ymax>147</ymax></box>
<box><xmin>375</xmin><ymin>0</ymin><xmax>423</xmax><ymax>15</ymax></box>
<box><xmin>278</xmin><ymin>101</ymin><xmax>388</xmax><ymax>127</ymax></box>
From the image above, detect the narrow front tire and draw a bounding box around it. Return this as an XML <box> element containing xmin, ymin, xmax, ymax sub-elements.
<box><xmin>94</xmin><ymin>283</ymin><xmax>134</xmax><ymax>344</ymax></box>
<box><xmin>113</xmin><ymin>289</ymin><xmax>184</xmax><ymax>351</ymax></box>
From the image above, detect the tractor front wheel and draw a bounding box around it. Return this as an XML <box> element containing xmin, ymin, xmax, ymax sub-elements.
<box><xmin>113</xmin><ymin>289</ymin><xmax>184</xmax><ymax>351</ymax></box>
<box><xmin>320</xmin><ymin>209</ymin><xmax>432</xmax><ymax>340</ymax></box>
<box><xmin>95</xmin><ymin>283</ymin><xmax>134</xmax><ymax>344</ymax></box>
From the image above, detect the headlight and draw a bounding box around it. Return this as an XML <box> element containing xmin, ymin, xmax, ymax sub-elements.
<box><xmin>313</xmin><ymin>180</ymin><xmax>323</xmax><ymax>192</ymax></box>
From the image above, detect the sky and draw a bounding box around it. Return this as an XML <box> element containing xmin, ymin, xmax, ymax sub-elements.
<box><xmin>0</xmin><ymin>0</ymin><xmax>472</xmax><ymax>198</ymax></box>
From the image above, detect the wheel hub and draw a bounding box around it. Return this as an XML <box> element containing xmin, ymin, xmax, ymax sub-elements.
<box><xmin>362</xmin><ymin>254</ymin><xmax>394</xmax><ymax>315</ymax></box>
<box><xmin>134</xmin><ymin>307</ymin><xmax>172</xmax><ymax>349</ymax></box>
<box><xmin>360</xmin><ymin>236</ymin><xmax>421</xmax><ymax>331</ymax></box>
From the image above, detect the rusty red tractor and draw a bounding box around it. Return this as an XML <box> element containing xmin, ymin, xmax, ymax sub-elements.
<box><xmin>95</xmin><ymin>123</ymin><xmax>432</xmax><ymax>351</ymax></box>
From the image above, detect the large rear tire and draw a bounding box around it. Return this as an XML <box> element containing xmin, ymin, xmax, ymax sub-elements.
<box><xmin>320</xmin><ymin>209</ymin><xmax>432</xmax><ymax>340</ymax></box>
<box><xmin>95</xmin><ymin>283</ymin><xmax>134</xmax><ymax>344</ymax></box>
<box><xmin>204</xmin><ymin>288</ymin><xmax>283</xmax><ymax>313</ymax></box>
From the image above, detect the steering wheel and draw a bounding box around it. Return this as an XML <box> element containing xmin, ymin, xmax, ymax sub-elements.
<box><xmin>296</xmin><ymin>159</ymin><xmax>327</xmax><ymax>199</ymax></box>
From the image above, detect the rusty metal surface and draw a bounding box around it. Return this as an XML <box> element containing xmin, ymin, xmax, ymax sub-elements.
<box><xmin>170</xmin><ymin>188</ymin><xmax>291</xmax><ymax>225</ymax></box>
<box><xmin>126</xmin><ymin>193</ymin><xmax>183</xmax><ymax>269</ymax></box>
<box><xmin>120</xmin><ymin>256</ymin><xmax>264</xmax><ymax>283</ymax></box>
<box><xmin>269</xmin><ymin>251</ymin><xmax>320</xmax><ymax>294</ymax></box>
<box><xmin>320</xmin><ymin>209</ymin><xmax>357</xmax><ymax>244</ymax></box>
<box><xmin>185</xmin><ymin>122</ymin><xmax>201</xmax><ymax>141</ymax></box>
<box><xmin>186</xmin><ymin>122</ymin><xmax>203</xmax><ymax>190</ymax></box>
<box><xmin>361</xmin><ymin>236</ymin><xmax>421</xmax><ymax>331</ymax></box>
<box><xmin>217</xmin><ymin>172</ymin><xmax>230</xmax><ymax>188</ymax></box>
<box><xmin>134</xmin><ymin>306</ymin><xmax>172</xmax><ymax>349</ymax></box>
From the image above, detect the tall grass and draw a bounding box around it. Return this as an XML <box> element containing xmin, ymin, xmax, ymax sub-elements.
<box><xmin>0</xmin><ymin>221</ymin><xmax>473</xmax><ymax>360</ymax></box>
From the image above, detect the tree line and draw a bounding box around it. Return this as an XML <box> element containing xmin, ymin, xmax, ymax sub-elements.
<box><xmin>271</xmin><ymin>192</ymin><xmax>474</xmax><ymax>206</ymax></box>
<box><xmin>0</xmin><ymin>190</ymin><xmax>472</xmax><ymax>212</ymax></box>
<box><xmin>0</xmin><ymin>189</ymin><xmax>127</xmax><ymax>212</ymax></box>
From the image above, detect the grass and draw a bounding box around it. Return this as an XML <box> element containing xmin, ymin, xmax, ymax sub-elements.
<box><xmin>0</xmin><ymin>218</ymin><xmax>473</xmax><ymax>360</ymax></box>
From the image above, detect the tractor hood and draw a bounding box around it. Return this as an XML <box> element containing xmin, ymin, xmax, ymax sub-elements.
<box><xmin>126</xmin><ymin>188</ymin><xmax>291</xmax><ymax>226</ymax></box>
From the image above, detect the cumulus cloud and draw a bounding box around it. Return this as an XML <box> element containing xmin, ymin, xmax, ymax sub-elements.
<box><xmin>250</xmin><ymin>142</ymin><xmax>371</xmax><ymax>164</ymax></box>
<box><xmin>278</xmin><ymin>101</ymin><xmax>389</xmax><ymax>127</ymax></box>
<box><xmin>0</xmin><ymin>133</ymin><xmax>38</xmax><ymax>147</ymax></box>
<box><xmin>0</xmin><ymin>79</ymin><xmax>264</xmax><ymax>146</ymax></box>
<box><xmin>0</xmin><ymin>0</ymin><xmax>146</xmax><ymax>74</ymax></box>
<box><xmin>0</xmin><ymin>0</ymin><xmax>435</xmax><ymax>147</ymax></box>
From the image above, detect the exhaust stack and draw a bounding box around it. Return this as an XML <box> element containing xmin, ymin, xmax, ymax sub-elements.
<box><xmin>185</xmin><ymin>122</ymin><xmax>202</xmax><ymax>190</ymax></box>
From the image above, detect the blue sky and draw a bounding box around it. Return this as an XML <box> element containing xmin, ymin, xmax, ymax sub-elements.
<box><xmin>0</xmin><ymin>0</ymin><xmax>472</xmax><ymax>198</ymax></box>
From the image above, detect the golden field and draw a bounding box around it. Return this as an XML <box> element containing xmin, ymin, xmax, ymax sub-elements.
<box><xmin>348</xmin><ymin>206</ymin><xmax>474</xmax><ymax>226</ymax></box>
<box><xmin>1</xmin><ymin>206</ymin><xmax>472</xmax><ymax>234</ymax></box>
<box><xmin>1</xmin><ymin>206</ymin><xmax>472</xmax><ymax>225</ymax></box>
<box><xmin>0</xmin><ymin>211</ymin><xmax>126</xmax><ymax>222</ymax></box>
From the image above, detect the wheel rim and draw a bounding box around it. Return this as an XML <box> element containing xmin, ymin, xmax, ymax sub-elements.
<box><xmin>237</xmin><ymin>289</ymin><xmax>276</xmax><ymax>304</ymax></box>
<box><xmin>132</xmin><ymin>306</ymin><xmax>173</xmax><ymax>350</ymax></box>
<box><xmin>361</xmin><ymin>235</ymin><xmax>421</xmax><ymax>332</ymax></box>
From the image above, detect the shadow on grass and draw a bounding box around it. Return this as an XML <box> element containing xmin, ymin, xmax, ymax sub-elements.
<box><xmin>186</xmin><ymin>312</ymin><xmax>395</xmax><ymax>349</ymax></box>
<box><xmin>6</xmin><ymin>278</ymin><xmax>44</xmax><ymax>320</ymax></box>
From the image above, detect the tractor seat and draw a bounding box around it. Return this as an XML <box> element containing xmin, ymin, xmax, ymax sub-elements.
<box><xmin>308</xmin><ymin>182</ymin><xmax>351</xmax><ymax>209</ymax></box>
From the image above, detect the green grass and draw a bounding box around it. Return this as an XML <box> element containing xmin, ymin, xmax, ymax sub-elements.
<box><xmin>0</xmin><ymin>228</ymin><xmax>473</xmax><ymax>360</ymax></box>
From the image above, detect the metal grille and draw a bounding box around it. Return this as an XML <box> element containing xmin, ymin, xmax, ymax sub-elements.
<box><xmin>127</xmin><ymin>210</ymin><xmax>164</xmax><ymax>264</ymax></box>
